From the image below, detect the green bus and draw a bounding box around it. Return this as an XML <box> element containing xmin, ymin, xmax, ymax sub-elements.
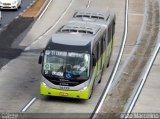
<box><xmin>38</xmin><ymin>10</ymin><xmax>115</xmax><ymax>99</ymax></box>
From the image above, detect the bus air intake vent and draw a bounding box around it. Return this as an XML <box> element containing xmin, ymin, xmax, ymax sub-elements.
<box><xmin>61</xmin><ymin>28</ymin><xmax>93</xmax><ymax>35</ymax></box>
<box><xmin>59</xmin><ymin>22</ymin><xmax>100</xmax><ymax>35</ymax></box>
<box><xmin>74</xmin><ymin>11</ymin><xmax>110</xmax><ymax>21</ymax></box>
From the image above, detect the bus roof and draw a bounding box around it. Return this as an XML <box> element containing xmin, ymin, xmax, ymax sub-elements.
<box><xmin>59</xmin><ymin>21</ymin><xmax>101</xmax><ymax>35</ymax></box>
<box><xmin>45</xmin><ymin>10</ymin><xmax>115</xmax><ymax>52</ymax></box>
<box><xmin>51</xmin><ymin>33</ymin><xmax>93</xmax><ymax>46</ymax></box>
<box><xmin>73</xmin><ymin>9</ymin><xmax>110</xmax><ymax>20</ymax></box>
<box><xmin>72</xmin><ymin>9</ymin><xmax>115</xmax><ymax>27</ymax></box>
<box><xmin>50</xmin><ymin>21</ymin><xmax>103</xmax><ymax>46</ymax></box>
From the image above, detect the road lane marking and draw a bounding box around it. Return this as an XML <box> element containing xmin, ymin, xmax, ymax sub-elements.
<box><xmin>21</xmin><ymin>97</ymin><xmax>37</xmax><ymax>112</ymax></box>
<box><xmin>128</xmin><ymin>13</ymin><xmax>144</xmax><ymax>16</ymax></box>
<box><xmin>38</xmin><ymin>0</ymin><xmax>54</xmax><ymax>20</ymax></box>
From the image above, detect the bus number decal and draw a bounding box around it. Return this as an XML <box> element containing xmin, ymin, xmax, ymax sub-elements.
<box><xmin>52</xmin><ymin>71</ymin><xmax>63</xmax><ymax>76</ymax></box>
<box><xmin>45</xmin><ymin>70</ymin><xmax>49</xmax><ymax>74</ymax></box>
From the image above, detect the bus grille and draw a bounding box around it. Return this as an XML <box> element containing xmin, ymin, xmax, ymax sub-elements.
<box><xmin>47</xmin><ymin>79</ymin><xmax>85</xmax><ymax>86</ymax></box>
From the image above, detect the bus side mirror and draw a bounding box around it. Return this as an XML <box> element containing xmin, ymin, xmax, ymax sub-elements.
<box><xmin>92</xmin><ymin>56</ymin><xmax>96</xmax><ymax>66</ymax></box>
<box><xmin>38</xmin><ymin>51</ymin><xmax>44</xmax><ymax>64</ymax></box>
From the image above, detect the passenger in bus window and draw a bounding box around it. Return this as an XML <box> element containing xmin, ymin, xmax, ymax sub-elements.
<box><xmin>65</xmin><ymin>64</ymin><xmax>73</xmax><ymax>72</ymax></box>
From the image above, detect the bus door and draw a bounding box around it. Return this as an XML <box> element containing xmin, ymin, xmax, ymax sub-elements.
<box><xmin>96</xmin><ymin>42</ymin><xmax>100</xmax><ymax>75</ymax></box>
<box><xmin>102</xmin><ymin>32</ymin><xmax>107</xmax><ymax>68</ymax></box>
<box><xmin>96</xmin><ymin>40</ymin><xmax>102</xmax><ymax>75</ymax></box>
<box><xmin>99</xmin><ymin>37</ymin><xmax>103</xmax><ymax>71</ymax></box>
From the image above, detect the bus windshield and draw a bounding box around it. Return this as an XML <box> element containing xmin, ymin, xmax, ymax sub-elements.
<box><xmin>43</xmin><ymin>50</ymin><xmax>90</xmax><ymax>80</ymax></box>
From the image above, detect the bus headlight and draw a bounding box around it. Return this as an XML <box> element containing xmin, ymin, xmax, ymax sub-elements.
<box><xmin>79</xmin><ymin>86</ymin><xmax>88</xmax><ymax>92</ymax></box>
<box><xmin>41</xmin><ymin>82</ymin><xmax>49</xmax><ymax>88</ymax></box>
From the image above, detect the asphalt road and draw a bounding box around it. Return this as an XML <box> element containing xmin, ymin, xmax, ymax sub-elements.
<box><xmin>0</xmin><ymin>0</ymin><xmax>34</xmax><ymax>27</ymax></box>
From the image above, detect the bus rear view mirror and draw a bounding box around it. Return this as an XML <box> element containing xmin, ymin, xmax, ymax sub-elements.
<box><xmin>38</xmin><ymin>51</ymin><xmax>44</xmax><ymax>64</ymax></box>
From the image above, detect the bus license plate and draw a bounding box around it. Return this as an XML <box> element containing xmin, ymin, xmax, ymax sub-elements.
<box><xmin>59</xmin><ymin>92</ymin><xmax>68</xmax><ymax>96</ymax></box>
<box><xmin>60</xmin><ymin>86</ymin><xmax>69</xmax><ymax>90</ymax></box>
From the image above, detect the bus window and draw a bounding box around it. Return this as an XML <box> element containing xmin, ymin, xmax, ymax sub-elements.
<box><xmin>108</xmin><ymin>25</ymin><xmax>112</xmax><ymax>44</ymax></box>
<box><xmin>100</xmin><ymin>39</ymin><xmax>103</xmax><ymax>69</ymax></box>
<box><xmin>96</xmin><ymin>42</ymin><xmax>99</xmax><ymax>60</ymax></box>
<box><xmin>83</xmin><ymin>15</ymin><xmax>90</xmax><ymax>18</ymax></box>
<box><xmin>101</xmin><ymin>38</ymin><xmax>103</xmax><ymax>54</ymax></box>
<box><xmin>112</xmin><ymin>21</ymin><xmax>115</xmax><ymax>35</ymax></box>
<box><xmin>91</xmin><ymin>16</ymin><xmax>98</xmax><ymax>19</ymax></box>
<box><xmin>62</xmin><ymin>29</ymin><xmax>69</xmax><ymax>33</ymax></box>
<box><xmin>103</xmin><ymin>33</ymin><xmax>106</xmax><ymax>52</ymax></box>
<box><xmin>43</xmin><ymin>50</ymin><xmax>90</xmax><ymax>79</ymax></box>
<box><xmin>79</xmin><ymin>30</ymin><xmax>86</xmax><ymax>34</ymax></box>
<box><xmin>76</xmin><ymin>15</ymin><xmax>83</xmax><ymax>18</ymax></box>
<box><xmin>70</xmin><ymin>29</ymin><xmax>77</xmax><ymax>33</ymax></box>
<box><xmin>99</xmin><ymin>17</ymin><xmax>104</xmax><ymax>20</ymax></box>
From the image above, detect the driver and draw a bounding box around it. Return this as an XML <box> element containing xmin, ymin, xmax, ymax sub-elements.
<box><xmin>73</xmin><ymin>62</ymin><xmax>86</xmax><ymax>73</ymax></box>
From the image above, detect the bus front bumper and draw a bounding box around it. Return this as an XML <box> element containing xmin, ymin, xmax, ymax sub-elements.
<box><xmin>40</xmin><ymin>83</ymin><xmax>90</xmax><ymax>99</ymax></box>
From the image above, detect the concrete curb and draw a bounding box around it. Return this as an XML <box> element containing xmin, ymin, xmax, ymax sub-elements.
<box><xmin>20</xmin><ymin>0</ymin><xmax>50</xmax><ymax>19</ymax></box>
<box><xmin>34</xmin><ymin>0</ymin><xmax>50</xmax><ymax>19</ymax></box>
<box><xmin>19</xmin><ymin>0</ymin><xmax>36</xmax><ymax>17</ymax></box>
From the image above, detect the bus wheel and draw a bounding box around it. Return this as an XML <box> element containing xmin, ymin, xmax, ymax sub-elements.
<box><xmin>89</xmin><ymin>88</ymin><xmax>93</xmax><ymax>99</ymax></box>
<box><xmin>107</xmin><ymin>60</ymin><xmax>110</xmax><ymax>67</ymax></box>
<box><xmin>98</xmin><ymin>78</ymin><xmax>101</xmax><ymax>84</ymax></box>
<box><xmin>98</xmin><ymin>68</ymin><xmax>104</xmax><ymax>84</ymax></box>
<box><xmin>107</xmin><ymin>51</ymin><xmax>112</xmax><ymax>68</ymax></box>
<box><xmin>98</xmin><ymin>75</ymin><xmax>102</xmax><ymax>84</ymax></box>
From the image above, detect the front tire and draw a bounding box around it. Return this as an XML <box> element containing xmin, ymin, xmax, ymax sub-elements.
<box><xmin>89</xmin><ymin>86</ymin><xmax>93</xmax><ymax>99</ymax></box>
<box><xmin>107</xmin><ymin>48</ymin><xmax>113</xmax><ymax>68</ymax></box>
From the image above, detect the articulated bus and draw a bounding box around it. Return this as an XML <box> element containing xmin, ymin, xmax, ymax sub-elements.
<box><xmin>38</xmin><ymin>10</ymin><xmax>115</xmax><ymax>99</ymax></box>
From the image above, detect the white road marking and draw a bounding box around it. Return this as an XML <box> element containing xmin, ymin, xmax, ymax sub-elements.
<box><xmin>128</xmin><ymin>13</ymin><xmax>144</xmax><ymax>16</ymax></box>
<box><xmin>21</xmin><ymin>97</ymin><xmax>37</xmax><ymax>112</ymax></box>
<box><xmin>38</xmin><ymin>0</ymin><xmax>54</xmax><ymax>20</ymax></box>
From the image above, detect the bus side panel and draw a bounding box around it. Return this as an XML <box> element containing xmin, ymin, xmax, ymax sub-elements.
<box><xmin>90</xmin><ymin>31</ymin><xmax>114</xmax><ymax>85</ymax></box>
<box><xmin>103</xmin><ymin>34</ymin><xmax>114</xmax><ymax>68</ymax></box>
